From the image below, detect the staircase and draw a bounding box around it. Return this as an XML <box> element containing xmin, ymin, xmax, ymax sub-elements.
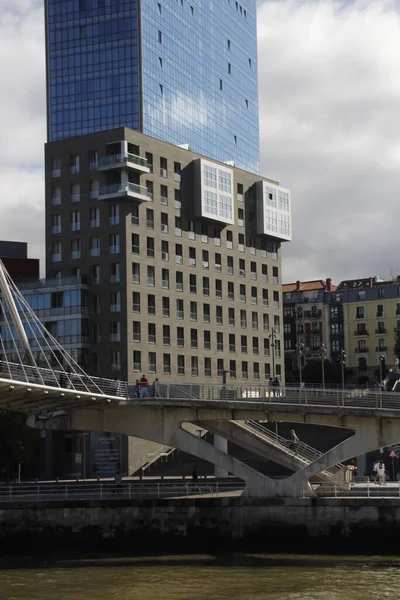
<box><xmin>232</xmin><ymin>420</ymin><xmax>345</xmax><ymax>481</ymax></box>
<box><xmin>131</xmin><ymin>423</ymin><xmax>208</xmax><ymax>475</ymax></box>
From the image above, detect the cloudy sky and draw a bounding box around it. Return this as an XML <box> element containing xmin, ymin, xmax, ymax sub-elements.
<box><xmin>1</xmin><ymin>0</ymin><xmax>399</xmax><ymax>284</ymax></box>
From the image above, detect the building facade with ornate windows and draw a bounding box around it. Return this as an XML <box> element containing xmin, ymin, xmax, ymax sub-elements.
<box><xmin>283</xmin><ymin>276</ymin><xmax>400</xmax><ymax>383</ymax></box>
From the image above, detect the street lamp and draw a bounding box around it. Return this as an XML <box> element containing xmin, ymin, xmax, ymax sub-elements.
<box><xmin>297</xmin><ymin>342</ymin><xmax>304</xmax><ymax>386</ymax></box>
<box><xmin>269</xmin><ymin>328</ymin><xmax>277</xmax><ymax>379</ymax></box>
<box><xmin>321</xmin><ymin>344</ymin><xmax>327</xmax><ymax>390</ymax></box>
<box><xmin>340</xmin><ymin>349</ymin><xmax>346</xmax><ymax>389</ymax></box>
<box><xmin>379</xmin><ymin>355</ymin><xmax>385</xmax><ymax>386</ymax></box>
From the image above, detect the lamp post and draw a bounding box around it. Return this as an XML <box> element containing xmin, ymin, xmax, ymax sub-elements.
<box><xmin>269</xmin><ymin>328</ymin><xmax>277</xmax><ymax>379</ymax></box>
<box><xmin>379</xmin><ymin>355</ymin><xmax>385</xmax><ymax>385</ymax></box>
<box><xmin>321</xmin><ymin>343</ymin><xmax>326</xmax><ymax>390</ymax></box>
<box><xmin>340</xmin><ymin>349</ymin><xmax>346</xmax><ymax>389</ymax></box>
<box><xmin>297</xmin><ymin>342</ymin><xmax>304</xmax><ymax>386</ymax></box>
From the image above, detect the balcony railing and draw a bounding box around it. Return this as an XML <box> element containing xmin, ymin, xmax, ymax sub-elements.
<box><xmin>376</xmin><ymin>346</ymin><xmax>387</xmax><ymax>352</ymax></box>
<box><xmin>354</xmin><ymin>329</ymin><xmax>368</xmax><ymax>336</ymax></box>
<box><xmin>98</xmin><ymin>153</ymin><xmax>150</xmax><ymax>172</ymax></box>
<box><xmin>99</xmin><ymin>182</ymin><xmax>152</xmax><ymax>201</ymax></box>
<box><xmin>375</xmin><ymin>328</ymin><xmax>386</xmax><ymax>335</ymax></box>
<box><xmin>355</xmin><ymin>347</ymin><xmax>368</xmax><ymax>353</ymax></box>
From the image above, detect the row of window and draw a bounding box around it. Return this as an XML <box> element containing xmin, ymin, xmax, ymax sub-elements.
<box><xmin>129</xmin><ymin>323</ymin><xmax>280</xmax><ymax>355</ymax></box>
<box><xmin>130</xmin><ymin>291</ymin><xmax>279</xmax><ymax>325</ymax></box>
<box><xmin>132</xmin><ymin>266</ymin><xmax>276</xmax><ymax>306</ymax></box>
<box><xmin>109</xmin><ymin>350</ymin><xmax>280</xmax><ymax>380</ymax></box>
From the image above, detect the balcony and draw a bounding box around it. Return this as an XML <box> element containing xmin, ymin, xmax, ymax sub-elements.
<box><xmin>376</xmin><ymin>346</ymin><xmax>388</xmax><ymax>352</ymax></box>
<box><xmin>99</xmin><ymin>182</ymin><xmax>152</xmax><ymax>202</ymax></box>
<box><xmin>355</xmin><ymin>347</ymin><xmax>368</xmax><ymax>353</ymax></box>
<box><xmin>375</xmin><ymin>328</ymin><xmax>387</xmax><ymax>335</ymax></box>
<box><xmin>98</xmin><ymin>153</ymin><xmax>150</xmax><ymax>173</ymax></box>
<box><xmin>354</xmin><ymin>329</ymin><xmax>369</xmax><ymax>336</ymax></box>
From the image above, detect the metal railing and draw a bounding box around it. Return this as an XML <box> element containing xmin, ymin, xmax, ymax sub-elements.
<box><xmin>138</xmin><ymin>383</ymin><xmax>400</xmax><ymax>412</ymax></box>
<box><xmin>0</xmin><ymin>480</ymin><xmax>243</xmax><ymax>503</ymax></box>
<box><xmin>235</xmin><ymin>420</ymin><xmax>344</xmax><ymax>478</ymax></box>
<box><xmin>0</xmin><ymin>360</ymin><xmax>127</xmax><ymax>398</ymax></box>
<box><xmin>316</xmin><ymin>481</ymin><xmax>400</xmax><ymax>498</ymax></box>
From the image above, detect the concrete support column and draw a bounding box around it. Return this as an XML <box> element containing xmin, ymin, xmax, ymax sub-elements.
<box><xmin>213</xmin><ymin>435</ymin><xmax>229</xmax><ymax>478</ymax></box>
<box><xmin>356</xmin><ymin>453</ymin><xmax>367</xmax><ymax>477</ymax></box>
<box><xmin>122</xmin><ymin>140</ymin><xmax>128</xmax><ymax>155</ymax></box>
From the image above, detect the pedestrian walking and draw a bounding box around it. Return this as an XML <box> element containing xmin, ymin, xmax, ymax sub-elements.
<box><xmin>373</xmin><ymin>461</ymin><xmax>379</xmax><ymax>483</ymax></box>
<box><xmin>135</xmin><ymin>379</ymin><xmax>140</xmax><ymax>398</ymax></box>
<box><xmin>273</xmin><ymin>377</ymin><xmax>280</xmax><ymax>396</ymax></box>
<box><xmin>113</xmin><ymin>377</ymin><xmax>122</xmax><ymax>396</ymax></box>
<box><xmin>268</xmin><ymin>377</ymin><xmax>274</xmax><ymax>398</ymax></box>
<box><xmin>139</xmin><ymin>374</ymin><xmax>149</xmax><ymax>398</ymax></box>
<box><xmin>153</xmin><ymin>378</ymin><xmax>161</xmax><ymax>398</ymax></box>
<box><xmin>377</xmin><ymin>460</ymin><xmax>386</xmax><ymax>485</ymax></box>
<box><xmin>192</xmin><ymin>466</ymin><xmax>198</xmax><ymax>482</ymax></box>
<box><xmin>289</xmin><ymin>429</ymin><xmax>300</xmax><ymax>454</ymax></box>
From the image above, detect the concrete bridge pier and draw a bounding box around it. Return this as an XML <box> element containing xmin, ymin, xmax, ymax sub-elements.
<box><xmin>213</xmin><ymin>435</ymin><xmax>229</xmax><ymax>478</ymax></box>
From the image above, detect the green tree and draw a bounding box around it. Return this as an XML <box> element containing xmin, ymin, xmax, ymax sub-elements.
<box><xmin>0</xmin><ymin>411</ymin><xmax>36</xmax><ymax>481</ymax></box>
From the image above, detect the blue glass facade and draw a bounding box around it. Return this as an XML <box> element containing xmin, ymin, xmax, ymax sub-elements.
<box><xmin>46</xmin><ymin>0</ymin><xmax>140</xmax><ymax>141</ymax></box>
<box><xmin>46</xmin><ymin>0</ymin><xmax>260</xmax><ymax>172</ymax></box>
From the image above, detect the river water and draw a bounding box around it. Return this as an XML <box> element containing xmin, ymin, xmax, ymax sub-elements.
<box><xmin>1</xmin><ymin>554</ymin><xmax>399</xmax><ymax>599</ymax></box>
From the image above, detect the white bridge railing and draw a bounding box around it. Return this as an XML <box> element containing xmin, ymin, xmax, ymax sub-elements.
<box><xmin>0</xmin><ymin>480</ymin><xmax>243</xmax><ymax>503</ymax></box>
<box><xmin>0</xmin><ymin>360</ymin><xmax>127</xmax><ymax>398</ymax></box>
<box><xmin>139</xmin><ymin>383</ymin><xmax>400</xmax><ymax>412</ymax></box>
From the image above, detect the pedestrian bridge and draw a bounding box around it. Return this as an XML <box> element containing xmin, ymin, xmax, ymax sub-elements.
<box><xmin>1</xmin><ymin>258</ymin><xmax>400</xmax><ymax>499</ymax></box>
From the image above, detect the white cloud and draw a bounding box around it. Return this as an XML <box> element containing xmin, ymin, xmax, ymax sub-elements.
<box><xmin>1</xmin><ymin>0</ymin><xmax>400</xmax><ymax>285</ymax></box>
<box><xmin>0</xmin><ymin>1</ymin><xmax>45</xmax><ymax>268</ymax></box>
<box><xmin>257</xmin><ymin>0</ymin><xmax>400</xmax><ymax>283</ymax></box>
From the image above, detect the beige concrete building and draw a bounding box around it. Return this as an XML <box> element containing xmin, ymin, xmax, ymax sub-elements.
<box><xmin>45</xmin><ymin>127</ymin><xmax>291</xmax><ymax>385</ymax></box>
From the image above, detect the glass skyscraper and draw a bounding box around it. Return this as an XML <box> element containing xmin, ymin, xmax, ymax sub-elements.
<box><xmin>45</xmin><ymin>0</ymin><xmax>260</xmax><ymax>172</ymax></box>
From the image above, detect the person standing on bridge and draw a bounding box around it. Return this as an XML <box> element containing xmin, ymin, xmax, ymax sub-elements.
<box><xmin>377</xmin><ymin>461</ymin><xmax>386</xmax><ymax>485</ymax></box>
<box><xmin>289</xmin><ymin>429</ymin><xmax>300</xmax><ymax>454</ymax></box>
<box><xmin>139</xmin><ymin>374</ymin><xmax>149</xmax><ymax>398</ymax></box>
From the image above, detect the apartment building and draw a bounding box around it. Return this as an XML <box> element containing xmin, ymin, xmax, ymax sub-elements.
<box><xmin>46</xmin><ymin>128</ymin><xmax>291</xmax><ymax>385</ymax></box>
<box><xmin>283</xmin><ymin>276</ymin><xmax>400</xmax><ymax>383</ymax></box>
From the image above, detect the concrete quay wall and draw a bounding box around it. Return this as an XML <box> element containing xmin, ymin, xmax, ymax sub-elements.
<box><xmin>0</xmin><ymin>498</ymin><xmax>399</xmax><ymax>553</ymax></box>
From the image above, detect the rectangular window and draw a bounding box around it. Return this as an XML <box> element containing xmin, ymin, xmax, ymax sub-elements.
<box><xmin>191</xmin><ymin>356</ymin><xmax>199</xmax><ymax>377</ymax></box>
<box><xmin>161</xmin><ymin>240</ymin><xmax>169</xmax><ymax>261</ymax></box>
<box><xmin>132</xmin><ymin>233</ymin><xmax>140</xmax><ymax>254</ymax></box>
<box><xmin>148</xmin><ymin>294</ymin><xmax>156</xmax><ymax>315</ymax></box>
<box><xmin>203</xmin><ymin>303</ymin><xmax>210</xmax><ymax>323</ymax></box>
<box><xmin>162</xmin><ymin>297</ymin><xmax>170</xmax><ymax>317</ymax></box>
<box><xmin>149</xmin><ymin>352</ymin><xmax>156</xmax><ymax>374</ymax></box>
<box><xmin>162</xmin><ymin>268</ymin><xmax>169</xmax><ymax>289</ymax></box>
<box><xmin>191</xmin><ymin>328</ymin><xmax>198</xmax><ymax>349</ymax></box>
<box><xmin>176</xmin><ymin>298</ymin><xmax>184</xmax><ymax>319</ymax></box>
<box><xmin>204</xmin><ymin>330</ymin><xmax>211</xmax><ymax>350</ymax></box>
<box><xmin>190</xmin><ymin>301</ymin><xmax>198</xmax><ymax>321</ymax></box>
<box><xmin>147</xmin><ymin>265</ymin><xmax>155</xmax><ymax>286</ymax></box>
<box><xmin>176</xmin><ymin>271</ymin><xmax>183</xmax><ymax>291</ymax></box>
<box><xmin>160</xmin><ymin>186</ymin><xmax>168</xmax><ymax>206</ymax></box>
<box><xmin>177</xmin><ymin>326</ymin><xmax>184</xmax><ymax>347</ymax></box>
<box><xmin>132</xmin><ymin>292</ymin><xmax>140</xmax><ymax>313</ymax></box>
<box><xmin>132</xmin><ymin>262</ymin><xmax>140</xmax><ymax>284</ymax></box>
<box><xmin>147</xmin><ymin>237</ymin><xmax>155</xmax><ymax>258</ymax></box>
<box><xmin>132</xmin><ymin>321</ymin><xmax>141</xmax><ymax>342</ymax></box>
<box><xmin>204</xmin><ymin>357</ymin><xmax>212</xmax><ymax>377</ymax></box>
<box><xmin>163</xmin><ymin>354</ymin><xmax>171</xmax><ymax>375</ymax></box>
<box><xmin>163</xmin><ymin>325</ymin><xmax>171</xmax><ymax>345</ymax></box>
<box><xmin>146</xmin><ymin>208</ymin><xmax>154</xmax><ymax>229</ymax></box>
<box><xmin>148</xmin><ymin>323</ymin><xmax>156</xmax><ymax>344</ymax></box>
<box><xmin>229</xmin><ymin>308</ymin><xmax>235</xmax><ymax>326</ymax></box>
<box><xmin>177</xmin><ymin>355</ymin><xmax>185</xmax><ymax>376</ymax></box>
